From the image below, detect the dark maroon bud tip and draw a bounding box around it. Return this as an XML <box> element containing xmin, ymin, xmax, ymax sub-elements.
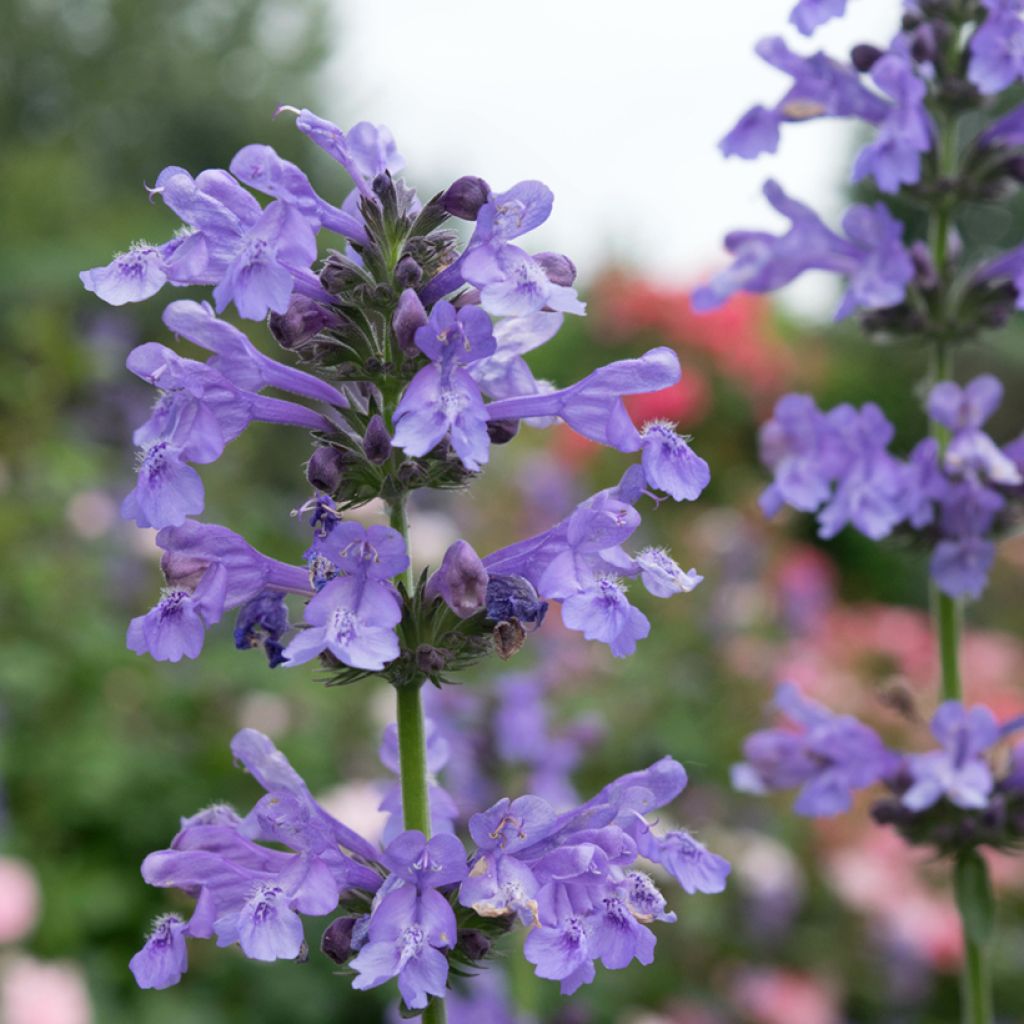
<box><xmin>362</xmin><ymin>414</ymin><xmax>393</xmax><ymax>465</ymax></box>
<box><xmin>306</xmin><ymin>446</ymin><xmax>351</xmax><ymax>493</ymax></box>
<box><xmin>269</xmin><ymin>295</ymin><xmax>333</xmax><ymax>350</ymax></box>
<box><xmin>321</xmin><ymin>917</ymin><xmax>358</xmax><ymax>964</ymax></box>
<box><xmin>415</xmin><ymin>644</ymin><xmax>448</xmax><ymax>674</ymax></box>
<box><xmin>397</xmin><ymin>460</ymin><xmax>428</xmax><ymax>487</ymax></box>
<box><xmin>442</xmin><ymin>175</ymin><xmax>491</xmax><ymax>220</ymax></box>
<box><xmin>456</xmin><ymin>929</ymin><xmax>492</xmax><ymax>961</ymax></box>
<box><xmin>486</xmin><ymin>418</ymin><xmax>520</xmax><ymax>445</ymax></box>
<box><xmin>850</xmin><ymin>44</ymin><xmax>884</xmax><ymax>72</ymax></box>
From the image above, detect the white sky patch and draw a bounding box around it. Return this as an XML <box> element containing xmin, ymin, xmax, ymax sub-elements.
<box><xmin>322</xmin><ymin>0</ymin><xmax>898</xmax><ymax>317</ymax></box>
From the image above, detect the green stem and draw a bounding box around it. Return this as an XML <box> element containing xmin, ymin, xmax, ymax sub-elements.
<box><xmin>388</xmin><ymin>494</ymin><xmax>447</xmax><ymax>1024</ymax></box>
<box><xmin>963</xmin><ymin>932</ymin><xmax>993</xmax><ymax>1024</ymax></box>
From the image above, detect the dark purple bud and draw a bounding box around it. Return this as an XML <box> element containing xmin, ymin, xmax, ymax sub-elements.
<box><xmin>442</xmin><ymin>175</ymin><xmax>491</xmax><ymax>220</ymax></box>
<box><xmin>395</xmin><ymin>254</ymin><xmax>423</xmax><ymax>288</ymax></box>
<box><xmin>485</xmin><ymin>574</ymin><xmax>548</xmax><ymax>626</ymax></box>
<box><xmin>910</xmin><ymin>24</ymin><xmax>937</xmax><ymax>64</ymax></box>
<box><xmin>269</xmin><ymin>295</ymin><xmax>335</xmax><ymax>350</ymax></box>
<box><xmin>486</xmin><ymin>418</ymin><xmax>520</xmax><ymax>445</ymax></box>
<box><xmin>321</xmin><ymin>917</ymin><xmax>359</xmax><ymax>964</ymax></box>
<box><xmin>320</xmin><ymin>254</ymin><xmax>365</xmax><ymax>294</ymax></box>
<box><xmin>456</xmin><ymin>929</ymin><xmax>493</xmax><ymax>961</ymax></box>
<box><xmin>362</xmin><ymin>414</ymin><xmax>392</xmax><ymax>464</ymax></box>
<box><xmin>910</xmin><ymin>241</ymin><xmax>938</xmax><ymax>290</ymax></box>
<box><xmin>1005</xmin><ymin>156</ymin><xmax>1024</xmax><ymax>182</ymax></box>
<box><xmin>415</xmin><ymin>644</ymin><xmax>448</xmax><ymax>675</ymax></box>
<box><xmin>533</xmin><ymin>251</ymin><xmax>577</xmax><ymax>287</ymax></box>
<box><xmin>870</xmin><ymin>798</ymin><xmax>912</xmax><ymax>827</ymax></box>
<box><xmin>424</xmin><ymin>540</ymin><xmax>489</xmax><ymax>619</ymax></box>
<box><xmin>851</xmin><ymin>44</ymin><xmax>884</xmax><ymax>72</ymax></box>
<box><xmin>393</xmin><ymin>287</ymin><xmax>428</xmax><ymax>356</ymax></box>
<box><xmin>493</xmin><ymin>618</ymin><xmax>526</xmax><ymax>660</ymax></box>
<box><xmin>397</xmin><ymin>460</ymin><xmax>428</xmax><ymax>488</ymax></box>
<box><xmin>306</xmin><ymin>446</ymin><xmax>351</xmax><ymax>493</ymax></box>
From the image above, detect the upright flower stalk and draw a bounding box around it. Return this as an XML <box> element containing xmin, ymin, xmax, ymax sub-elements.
<box><xmin>708</xmin><ymin>2</ymin><xmax>1024</xmax><ymax>1021</ymax></box>
<box><xmin>82</xmin><ymin>108</ymin><xmax>727</xmax><ymax>1017</ymax></box>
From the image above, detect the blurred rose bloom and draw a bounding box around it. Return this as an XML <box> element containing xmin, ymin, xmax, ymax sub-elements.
<box><xmin>730</xmin><ymin>967</ymin><xmax>840</xmax><ymax>1024</ymax></box>
<box><xmin>1</xmin><ymin>957</ymin><xmax>92</xmax><ymax>1024</ymax></box>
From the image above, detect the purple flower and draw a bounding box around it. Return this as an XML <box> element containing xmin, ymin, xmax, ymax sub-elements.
<box><xmin>815</xmin><ymin>403</ymin><xmax>906</xmax><ymax>541</ymax></box>
<box><xmin>732</xmin><ymin>684</ymin><xmax>897</xmax><ymax>816</ymax></box>
<box><xmin>121</xmin><ymin>441</ymin><xmax>206</xmax><ymax>529</ymax></box>
<box><xmin>147</xmin><ymin>165</ymin><xmax>321</xmax><ymax>319</ymax></box>
<box><xmin>522</xmin><ymin>885</ymin><xmax>596</xmax><ymax>995</ymax></box>
<box><xmin>639</xmin><ymin>421</ymin><xmax>711</xmax><ymax>501</ymax></box>
<box><xmin>484</xmin><ymin>347</ymin><xmax>682</xmax><ymax>454</ymax></box>
<box><xmin>392</xmin><ymin>364</ymin><xmax>490</xmax><ymax>471</ymax></box>
<box><xmin>281</xmin><ymin>575</ymin><xmax>402</xmax><ymax>671</ymax></box>
<box><xmin>80</xmin><ymin>242</ymin><xmax>176</xmax><ymax>306</ymax></box>
<box><xmin>233</xmin><ymin>591</ymin><xmax>290</xmax><ymax>667</ymax></box>
<box><xmin>637</xmin><ymin>831</ymin><xmax>731</xmax><ymax>895</ymax></box>
<box><xmin>633</xmin><ymin>547</ymin><xmax>703</xmax><ymax>598</ymax></box>
<box><xmin>470</xmin><ymin>311</ymin><xmax>563</xmax><ymax>401</ymax></box>
<box><xmin>969</xmin><ymin>0</ymin><xmax>1024</xmax><ymax>94</ymax></box>
<box><xmin>128</xmin><ymin>521</ymin><xmax>311</xmax><ymax>662</ymax></box>
<box><xmin>560</xmin><ymin>578</ymin><xmax>650</xmax><ymax>658</ymax></box>
<box><xmin>163</xmin><ymin>300</ymin><xmax>348</xmax><ymax>407</ymax></box>
<box><xmin>721</xmin><ymin>38</ymin><xmax>886</xmax><ymax>160</ymax></box>
<box><xmin>282</xmin><ymin>108</ymin><xmax>403</xmax><ymax>199</ymax></box>
<box><xmin>903</xmin><ymin>703</ymin><xmax>1000</xmax><ymax>812</ymax></box>
<box><xmin>413</xmin><ymin>300</ymin><xmax>497</xmax><ymax>369</ymax></box>
<box><xmin>790</xmin><ymin>0</ymin><xmax>848</xmax><ymax>34</ymax></box>
<box><xmin>851</xmin><ymin>55</ymin><xmax>933</xmax><ymax>194</ymax></box>
<box><xmin>461</xmin><ymin>243</ymin><xmax>585</xmax><ymax>317</ymax></box>
<box><xmin>693</xmin><ymin>181</ymin><xmax>914</xmax><ymax>320</ymax></box>
<box><xmin>474</xmin><ymin>181</ymin><xmax>554</xmax><ymax>244</ymax></box>
<box><xmin>130</xmin><ymin>914</ymin><xmax>190</xmax><ymax>989</ymax></box>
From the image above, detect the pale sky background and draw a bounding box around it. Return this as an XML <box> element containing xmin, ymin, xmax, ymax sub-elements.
<box><xmin>318</xmin><ymin>0</ymin><xmax>898</xmax><ymax>315</ymax></box>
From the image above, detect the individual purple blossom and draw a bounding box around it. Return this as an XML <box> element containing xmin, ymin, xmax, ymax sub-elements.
<box><xmin>130</xmin><ymin>913</ymin><xmax>191</xmax><ymax>989</ymax></box>
<box><xmin>638</xmin><ymin>421</ymin><xmax>711</xmax><ymax>501</ymax></box>
<box><xmin>121</xmin><ymin>441</ymin><xmax>206</xmax><ymax>529</ymax></box>
<box><xmin>162</xmin><ymin>299</ymin><xmax>348</xmax><ymax>407</ymax></box>
<box><xmin>281</xmin><ymin>575</ymin><xmax>402</xmax><ymax>671</ymax></box>
<box><xmin>902</xmin><ymin>703</ymin><xmax>1001</xmax><ymax>812</ymax></box>
<box><xmin>80</xmin><ymin>241</ymin><xmax>178</xmax><ymax>306</ymax></box>
<box><xmin>350</xmin><ymin>832</ymin><xmax>467</xmax><ymax>1010</ymax></box>
<box><xmin>128</xmin><ymin>521</ymin><xmax>311</xmax><ymax>662</ymax></box>
<box><xmin>968</xmin><ymin>0</ymin><xmax>1024</xmax><ymax>94</ymax></box>
<box><xmin>483</xmin><ymin>347</ymin><xmax>682</xmax><ymax>454</ymax></box>
<box><xmin>413</xmin><ymin>300</ymin><xmax>497</xmax><ymax>369</ymax></box>
<box><xmin>633</xmin><ymin>547</ymin><xmax>703</xmax><ymax>598</ymax></box>
<box><xmin>815</xmin><ymin>403</ymin><xmax>906</xmax><ymax>541</ymax></box>
<box><xmin>473</xmin><ymin>181</ymin><xmax>554</xmax><ymax>245</ymax></box>
<box><xmin>721</xmin><ymin>37</ymin><xmax>887</xmax><ymax>160</ymax></box>
<box><xmin>233</xmin><ymin>590</ymin><xmax>290</xmax><ymax>667</ymax></box>
<box><xmin>560</xmin><ymin>577</ymin><xmax>651</xmax><ymax>658</ymax></box>
<box><xmin>930</xmin><ymin>479</ymin><xmax>1005</xmax><ymax>598</ymax></box>
<box><xmin>392</xmin><ymin>363</ymin><xmax>490</xmax><ymax>470</ymax></box>
<box><xmin>461</xmin><ymin>243</ymin><xmax>585</xmax><ymax>317</ymax></box>
<box><xmin>281</xmin><ymin>108</ymin><xmax>403</xmax><ymax>200</ymax></box>
<box><xmin>732</xmin><ymin>684</ymin><xmax>898</xmax><ymax>816</ymax></box>
<box><xmin>693</xmin><ymin>181</ymin><xmax>914</xmax><ymax>319</ymax></box>
<box><xmin>851</xmin><ymin>54</ymin><xmax>933</xmax><ymax>194</ymax></box>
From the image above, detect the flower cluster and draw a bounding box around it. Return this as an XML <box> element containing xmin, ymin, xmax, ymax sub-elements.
<box><xmin>131</xmin><ymin>729</ymin><xmax>729</xmax><ymax>1012</ymax></box>
<box><xmin>697</xmin><ymin>0</ymin><xmax>1024</xmax><ymax>337</ymax></box>
<box><xmin>758</xmin><ymin>375</ymin><xmax>1022</xmax><ymax>598</ymax></box>
<box><xmin>733</xmin><ymin>685</ymin><xmax>1024</xmax><ymax>853</ymax></box>
<box><xmin>82</xmin><ymin>109</ymin><xmax>709</xmax><ymax>677</ymax></box>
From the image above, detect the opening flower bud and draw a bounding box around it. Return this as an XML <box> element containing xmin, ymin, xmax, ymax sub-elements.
<box><xmin>306</xmin><ymin>446</ymin><xmax>351</xmax><ymax>493</ymax></box>
<box><xmin>393</xmin><ymin>288</ymin><xmax>428</xmax><ymax>355</ymax></box>
<box><xmin>442</xmin><ymin>175</ymin><xmax>491</xmax><ymax>220</ymax></box>
<box><xmin>362</xmin><ymin>415</ymin><xmax>393</xmax><ymax>465</ymax></box>
<box><xmin>424</xmin><ymin>540</ymin><xmax>489</xmax><ymax>618</ymax></box>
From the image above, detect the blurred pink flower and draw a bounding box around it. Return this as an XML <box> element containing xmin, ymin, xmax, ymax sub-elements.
<box><xmin>730</xmin><ymin>967</ymin><xmax>840</xmax><ymax>1024</ymax></box>
<box><xmin>0</xmin><ymin>858</ymin><xmax>40</xmax><ymax>944</ymax></box>
<box><xmin>1</xmin><ymin>956</ymin><xmax>92</xmax><ymax>1024</ymax></box>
